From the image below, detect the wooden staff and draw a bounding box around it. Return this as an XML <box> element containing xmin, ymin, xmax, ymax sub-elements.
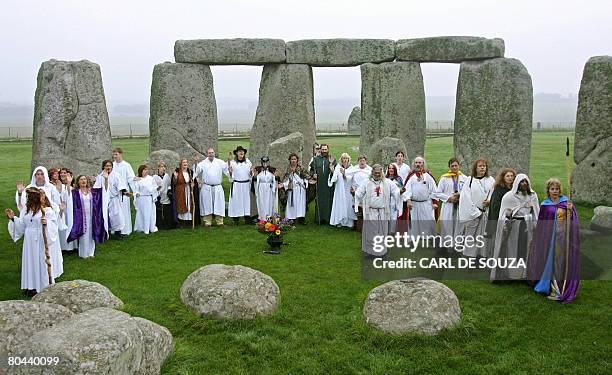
<box><xmin>562</xmin><ymin>137</ymin><xmax>573</xmax><ymax>294</ymax></box>
<box><xmin>39</xmin><ymin>191</ymin><xmax>53</xmax><ymax>285</ymax></box>
<box><xmin>190</xmin><ymin>177</ymin><xmax>195</xmax><ymax>230</ymax></box>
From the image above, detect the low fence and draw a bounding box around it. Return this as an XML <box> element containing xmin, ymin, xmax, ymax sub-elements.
<box><xmin>0</xmin><ymin>121</ymin><xmax>575</xmax><ymax>140</ymax></box>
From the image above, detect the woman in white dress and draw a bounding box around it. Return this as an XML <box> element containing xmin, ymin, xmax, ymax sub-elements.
<box><xmin>133</xmin><ymin>165</ymin><xmax>158</xmax><ymax>234</ymax></box>
<box><xmin>6</xmin><ymin>187</ymin><xmax>59</xmax><ymax>295</ymax></box>
<box><xmin>328</xmin><ymin>153</ymin><xmax>356</xmax><ymax>228</ymax></box>
<box><xmin>15</xmin><ymin>167</ymin><xmax>64</xmax><ymax>277</ymax></box>
<box><xmin>281</xmin><ymin>153</ymin><xmax>309</xmax><ymax>223</ymax></box>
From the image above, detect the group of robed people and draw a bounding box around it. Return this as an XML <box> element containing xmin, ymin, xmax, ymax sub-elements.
<box><xmin>5</xmin><ymin>144</ymin><xmax>580</xmax><ymax>303</ymax></box>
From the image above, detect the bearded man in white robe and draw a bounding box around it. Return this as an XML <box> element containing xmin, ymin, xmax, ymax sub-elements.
<box><xmin>355</xmin><ymin>164</ymin><xmax>402</xmax><ymax>256</ymax></box>
<box><xmin>196</xmin><ymin>147</ymin><xmax>230</xmax><ymax>226</ymax></box>
<box><xmin>403</xmin><ymin>156</ymin><xmax>438</xmax><ymax>238</ymax></box>
<box><xmin>490</xmin><ymin>174</ymin><xmax>540</xmax><ymax>281</ymax></box>
<box><xmin>458</xmin><ymin>158</ymin><xmax>496</xmax><ymax>257</ymax></box>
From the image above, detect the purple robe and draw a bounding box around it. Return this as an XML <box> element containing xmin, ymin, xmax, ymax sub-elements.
<box><xmin>528</xmin><ymin>196</ymin><xmax>580</xmax><ymax>304</ymax></box>
<box><xmin>67</xmin><ymin>188</ymin><xmax>107</xmax><ymax>244</ymax></box>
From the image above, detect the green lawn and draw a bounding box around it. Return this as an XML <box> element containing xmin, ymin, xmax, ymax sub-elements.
<box><xmin>0</xmin><ymin>133</ymin><xmax>610</xmax><ymax>374</ymax></box>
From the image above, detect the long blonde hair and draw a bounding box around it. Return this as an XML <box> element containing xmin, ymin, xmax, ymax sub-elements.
<box><xmin>339</xmin><ymin>153</ymin><xmax>351</xmax><ymax>166</ymax></box>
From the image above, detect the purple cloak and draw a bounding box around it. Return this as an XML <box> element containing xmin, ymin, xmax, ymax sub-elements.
<box><xmin>528</xmin><ymin>196</ymin><xmax>580</xmax><ymax>304</ymax></box>
<box><xmin>67</xmin><ymin>188</ymin><xmax>107</xmax><ymax>244</ymax></box>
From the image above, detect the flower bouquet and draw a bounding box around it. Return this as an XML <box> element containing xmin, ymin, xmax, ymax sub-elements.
<box><xmin>257</xmin><ymin>213</ymin><xmax>294</xmax><ymax>253</ymax></box>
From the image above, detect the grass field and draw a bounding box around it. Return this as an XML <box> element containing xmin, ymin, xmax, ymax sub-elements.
<box><xmin>0</xmin><ymin>133</ymin><xmax>610</xmax><ymax>374</ymax></box>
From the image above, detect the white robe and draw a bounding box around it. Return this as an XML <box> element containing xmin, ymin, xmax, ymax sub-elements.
<box><xmin>196</xmin><ymin>158</ymin><xmax>229</xmax><ymax>217</ymax></box>
<box><xmin>403</xmin><ymin>173</ymin><xmax>438</xmax><ymax>237</ymax></box>
<box><xmin>133</xmin><ymin>175</ymin><xmax>158</xmax><ymax>234</ymax></box>
<box><xmin>283</xmin><ymin>170</ymin><xmax>308</xmax><ymax>220</ymax></box>
<box><xmin>346</xmin><ymin>165</ymin><xmax>372</xmax><ymax>191</ymax></box>
<box><xmin>112</xmin><ymin>160</ymin><xmax>135</xmax><ymax>235</ymax></box>
<box><xmin>490</xmin><ymin>174</ymin><xmax>540</xmax><ymax>281</ymax></box>
<box><xmin>354</xmin><ymin>178</ymin><xmax>401</xmax><ymax>255</ymax></box>
<box><xmin>153</xmin><ymin>173</ymin><xmax>172</xmax><ymax>205</ymax></box>
<box><xmin>458</xmin><ymin>175</ymin><xmax>495</xmax><ymax>257</ymax></box>
<box><xmin>329</xmin><ymin>164</ymin><xmax>356</xmax><ymax>228</ymax></box>
<box><xmin>228</xmin><ymin>159</ymin><xmax>252</xmax><ymax>217</ymax></box>
<box><xmin>255</xmin><ymin>169</ymin><xmax>278</xmax><ymax>220</ymax></box>
<box><xmin>435</xmin><ymin>174</ymin><xmax>469</xmax><ymax>247</ymax></box>
<box><xmin>8</xmin><ymin>208</ymin><xmax>59</xmax><ymax>292</ymax></box>
<box><xmin>94</xmin><ymin>172</ymin><xmax>125</xmax><ymax>236</ymax></box>
<box><xmin>57</xmin><ymin>184</ymin><xmax>76</xmax><ymax>251</ymax></box>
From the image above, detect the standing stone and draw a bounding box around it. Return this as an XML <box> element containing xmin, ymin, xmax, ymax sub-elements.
<box><xmin>573</xmin><ymin>56</ymin><xmax>612</xmax><ymax>205</ymax></box>
<box><xmin>149</xmin><ymin>62</ymin><xmax>218</xmax><ymax>158</ymax></box>
<box><xmin>454</xmin><ymin>58</ymin><xmax>533</xmax><ymax>175</ymax></box>
<box><xmin>396</xmin><ymin>36</ymin><xmax>504</xmax><ymax>63</ymax></box>
<box><xmin>31</xmin><ymin>59</ymin><xmax>111</xmax><ymax>176</ymax></box>
<box><xmin>347</xmin><ymin>106</ymin><xmax>361</xmax><ymax>135</ymax></box>
<box><xmin>250</xmin><ymin>64</ymin><xmax>316</xmax><ymax>160</ymax></box>
<box><xmin>174</xmin><ymin>39</ymin><xmax>286</xmax><ymax>65</ymax></box>
<box><xmin>360</xmin><ymin>62</ymin><xmax>426</xmax><ymax>163</ymax></box>
<box><xmin>145</xmin><ymin>149</ymin><xmax>181</xmax><ymax>175</ymax></box>
<box><xmin>367</xmin><ymin>137</ymin><xmax>407</xmax><ymax>167</ymax></box>
<box><xmin>286</xmin><ymin>39</ymin><xmax>395</xmax><ymax>67</ymax></box>
<box><xmin>363</xmin><ymin>278</ymin><xmax>461</xmax><ymax>336</ymax></box>
<box><xmin>267</xmin><ymin>132</ymin><xmax>304</xmax><ymax>169</ymax></box>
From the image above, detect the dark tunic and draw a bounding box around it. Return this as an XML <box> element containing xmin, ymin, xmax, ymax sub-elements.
<box><xmin>155</xmin><ymin>174</ymin><xmax>175</xmax><ymax>230</ymax></box>
<box><xmin>309</xmin><ymin>155</ymin><xmax>336</xmax><ymax>224</ymax></box>
<box><xmin>486</xmin><ymin>186</ymin><xmax>510</xmax><ymax>237</ymax></box>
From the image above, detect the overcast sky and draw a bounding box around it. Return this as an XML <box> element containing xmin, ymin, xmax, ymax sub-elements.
<box><xmin>1</xmin><ymin>0</ymin><xmax>611</xmax><ymax>106</ymax></box>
